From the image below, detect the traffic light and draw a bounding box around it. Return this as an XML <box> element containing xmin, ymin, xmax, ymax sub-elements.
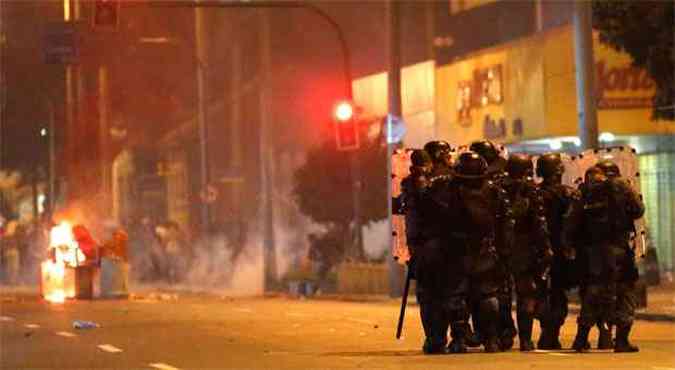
<box><xmin>333</xmin><ymin>101</ymin><xmax>359</xmax><ymax>151</ymax></box>
<box><xmin>93</xmin><ymin>0</ymin><xmax>119</xmax><ymax>29</ymax></box>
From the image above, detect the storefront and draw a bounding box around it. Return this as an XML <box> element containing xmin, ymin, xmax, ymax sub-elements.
<box><xmin>435</xmin><ymin>25</ymin><xmax>675</xmax><ymax>273</ymax></box>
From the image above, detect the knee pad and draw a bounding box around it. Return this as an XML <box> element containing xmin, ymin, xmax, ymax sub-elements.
<box><xmin>444</xmin><ymin>296</ymin><xmax>469</xmax><ymax>323</ymax></box>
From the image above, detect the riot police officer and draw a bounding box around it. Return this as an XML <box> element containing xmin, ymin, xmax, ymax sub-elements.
<box><xmin>469</xmin><ymin>140</ymin><xmax>507</xmax><ymax>181</ymax></box>
<box><xmin>535</xmin><ymin>153</ymin><xmax>580</xmax><ymax>349</ymax></box>
<box><xmin>419</xmin><ymin>152</ymin><xmax>514</xmax><ymax>353</ymax></box>
<box><xmin>397</xmin><ymin>149</ymin><xmax>434</xmax><ymax>344</ymax></box>
<box><xmin>470</xmin><ymin>140</ymin><xmax>515</xmax><ymax>350</ymax></box>
<box><xmin>565</xmin><ymin>163</ymin><xmax>645</xmax><ymax>353</ymax></box>
<box><xmin>424</xmin><ymin>140</ymin><xmax>454</xmax><ymax>176</ymax></box>
<box><xmin>500</xmin><ymin>153</ymin><xmax>553</xmax><ymax>351</ymax></box>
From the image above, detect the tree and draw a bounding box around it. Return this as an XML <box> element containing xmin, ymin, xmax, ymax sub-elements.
<box><xmin>292</xmin><ymin>128</ymin><xmax>387</xmax><ymax>261</ymax></box>
<box><xmin>593</xmin><ymin>0</ymin><xmax>674</xmax><ymax>120</ymax></box>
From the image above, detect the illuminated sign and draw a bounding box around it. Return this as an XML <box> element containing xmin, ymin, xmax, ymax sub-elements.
<box><xmin>456</xmin><ymin>64</ymin><xmax>503</xmax><ymax>124</ymax></box>
<box><xmin>596</xmin><ymin>61</ymin><xmax>655</xmax><ymax>109</ymax></box>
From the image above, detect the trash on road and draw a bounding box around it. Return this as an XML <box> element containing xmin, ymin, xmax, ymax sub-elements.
<box><xmin>72</xmin><ymin>320</ymin><xmax>100</xmax><ymax>329</ymax></box>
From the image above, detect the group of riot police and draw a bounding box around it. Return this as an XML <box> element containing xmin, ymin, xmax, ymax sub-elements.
<box><xmin>396</xmin><ymin>139</ymin><xmax>645</xmax><ymax>354</ymax></box>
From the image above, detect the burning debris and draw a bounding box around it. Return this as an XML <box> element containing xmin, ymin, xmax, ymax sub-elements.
<box><xmin>40</xmin><ymin>222</ymin><xmax>95</xmax><ymax>303</ymax></box>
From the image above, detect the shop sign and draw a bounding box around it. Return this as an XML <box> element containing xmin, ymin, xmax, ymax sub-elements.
<box><xmin>456</xmin><ymin>64</ymin><xmax>503</xmax><ymax>125</ymax></box>
<box><xmin>596</xmin><ymin>61</ymin><xmax>655</xmax><ymax>109</ymax></box>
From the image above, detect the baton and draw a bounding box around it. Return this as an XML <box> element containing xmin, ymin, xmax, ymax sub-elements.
<box><xmin>396</xmin><ymin>264</ymin><xmax>413</xmax><ymax>339</ymax></box>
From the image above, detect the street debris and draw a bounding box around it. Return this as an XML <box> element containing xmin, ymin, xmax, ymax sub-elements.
<box><xmin>72</xmin><ymin>320</ymin><xmax>100</xmax><ymax>329</ymax></box>
<box><xmin>24</xmin><ymin>331</ymin><xmax>33</xmax><ymax>337</ymax></box>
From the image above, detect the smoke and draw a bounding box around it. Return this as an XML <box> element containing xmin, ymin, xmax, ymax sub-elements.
<box><xmin>128</xmin><ymin>231</ymin><xmax>264</xmax><ymax>297</ymax></box>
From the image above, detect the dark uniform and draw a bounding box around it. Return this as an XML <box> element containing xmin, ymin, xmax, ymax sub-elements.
<box><xmin>565</xmin><ymin>164</ymin><xmax>645</xmax><ymax>353</ymax></box>
<box><xmin>469</xmin><ymin>140</ymin><xmax>516</xmax><ymax>350</ymax></box>
<box><xmin>417</xmin><ymin>152</ymin><xmax>514</xmax><ymax>353</ymax></box>
<box><xmin>499</xmin><ymin>153</ymin><xmax>553</xmax><ymax>351</ymax></box>
<box><xmin>536</xmin><ymin>153</ymin><xmax>580</xmax><ymax>350</ymax></box>
<box><xmin>410</xmin><ymin>142</ymin><xmax>454</xmax><ymax>354</ymax></box>
<box><xmin>397</xmin><ymin>150</ymin><xmax>433</xmax><ymax>346</ymax></box>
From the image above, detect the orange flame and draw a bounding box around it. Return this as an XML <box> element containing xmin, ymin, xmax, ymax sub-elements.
<box><xmin>42</xmin><ymin>221</ymin><xmax>81</xmax><ymax>303</ymax></box>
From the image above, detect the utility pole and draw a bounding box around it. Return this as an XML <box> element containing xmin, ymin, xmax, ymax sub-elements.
<box><xmin>387</xmin><ymin>0</ymin><xmax>404</xmax><ymax>298</ymax></box>
<box><xmin>194</xmin><ymin>6</ymin><xmax>210</xmax><ymax>234</ymax></box>
<box><xmin>573</xmin><ymin>0</ymin><xmax>599</xmax><ymax>150</ymax></box>
<box><xmin>98</xmin><ymin>65</ymin><xmax>110</xmax><ymax>216</ymax></box>
<box><xmin>258</xmin><ymin>8</ymin><xmax>277</xmax><ymax>290</ymax></box>
<box><xmin>0</xmin><ymin>0</ymin><xmax>4</xmax><ymax>173</ymax></box>
<box><xmin>64</xmin><ymin>0</ymin><xmax>74</xmax><ymax>204</ymax></box>
<box><xmin>229</xmin><ymin>43</ymin><xmax>244</xmax><ymax>254</ymax></box>
<box><xmin>48</xmin><ymin>100</ymin><xmax>56</xmax><ymax>216</ymax></box>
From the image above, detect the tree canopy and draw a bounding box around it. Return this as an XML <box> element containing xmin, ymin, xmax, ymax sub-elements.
<box><xmin>593</xmin><ymin>0</ymin><xmax>674</xmax><ymax>120</ymax></box>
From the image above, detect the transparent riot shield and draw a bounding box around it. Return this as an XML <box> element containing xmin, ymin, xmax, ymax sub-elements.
<box><xmin>562</xmin><ymin>145</ymin><xmax>647</xmax><ymax>258</ymax></box>
<box><xmin>391</xmin><ymin>148</ymin><xmax>413</xmax><ymax>264</ymax></box>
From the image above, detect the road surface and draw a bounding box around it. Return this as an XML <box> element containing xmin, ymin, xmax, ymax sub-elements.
<box><xmin>1</xmin><ymin>293</ymin><xmax>674</xmax><ymax>369</ymax></box>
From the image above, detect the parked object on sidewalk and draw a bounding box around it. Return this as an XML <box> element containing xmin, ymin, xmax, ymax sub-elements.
<box><xmin>72</xmin><ymin>320</ymin><xmax>99</xmax><ymax>330</ymax></box>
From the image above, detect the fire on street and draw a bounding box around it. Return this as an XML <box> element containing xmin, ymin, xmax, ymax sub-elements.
<box><xmin>1</xmin><ymin>294</ymin><xmax>675</xmax><ymax>370</ymax></box>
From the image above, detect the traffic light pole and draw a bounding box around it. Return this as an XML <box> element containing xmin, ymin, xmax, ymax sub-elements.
<box><xmin>387</xmin><ymin>0</ymin><xmax>404</xmax><ymax>298</ymax></box>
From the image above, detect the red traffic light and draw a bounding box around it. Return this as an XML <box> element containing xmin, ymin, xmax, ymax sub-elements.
<box><xmin>333</xmin><ymin>101</ymin><xmax>359</xmax><ymax>151</ymax></box>
<box><xmin>333</xmin><ymin>101</ymin><xmax>354</xmax><ymax>122</ymax></box>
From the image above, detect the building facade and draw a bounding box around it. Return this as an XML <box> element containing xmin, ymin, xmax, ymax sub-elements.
<box><xmin>432</xmin><ymin>1</ymin><xmax>675</xmax><ymax>272</ymax></box>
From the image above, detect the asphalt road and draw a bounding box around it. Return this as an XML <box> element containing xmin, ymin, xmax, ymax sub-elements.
<box><xmin>1</xmin><ymin>293</ymin><xmax>674</xmax><ymax>370</ymax></box>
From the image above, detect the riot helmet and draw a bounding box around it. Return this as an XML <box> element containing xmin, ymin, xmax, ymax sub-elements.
<box><xmin>596</xmin><ymin>159</ymin><xmax>621</xmax><ymax>178</ymax></box>
<box><xmin>410</xmin><ymin>149</ymin><xmax>432</xmax><ymax>167</ymax></box>
<box><xmin>506</xmin><ymin>153</ymin><xmax>533</xmax><ymax>179</ymax></box>
<box><xmin>454</xmin><ymin>151</ymin><xmax>488</xmax><ymax>179</ymax></box>
<box><xmin>536</xmin><ymin>152</ymin><xmax>564</xmax><ymax>179</ymax></box>
<box><xmin>423</xmin><ymin>140</ymin><xmax>453</xmax><ymax>165</ymax></box>
<box><xmin>469</xmin><ymin>140</ymin><xmax>500</xmax><ymax>165</ymax></box>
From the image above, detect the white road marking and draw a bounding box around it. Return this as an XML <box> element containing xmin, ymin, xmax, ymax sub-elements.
<box><xmin>24</xmin><ymin>324</ymin><xmax>40</xmax><ymax>329</ymax></box>
<box><xmin>0</xmin><ymin>316</ymin><xmax>15</xmax><ymax>322</ymax></box>
<box><xmin>232</xmin><ymin>307</ymin><xmax>253</xmax><ymax>313</ymax></box>
<box><xmin>149</xmin><ymin>363</ymin><xmax>180</xmax><ymax>370</ymax></box>
<box><xmin>98</xmin><ymin>344</ymin><xmax>123</xmax><ymax>353</ymax></box>
<box><xmin>359</xmin><ymin>332</ymin><xmax>366</xmax><ymax>336</ymax></box>
<box><xmin>55</xmin><ymin>331</ymin><xmax>77</xmax><ymax>337</ymax></box>
<box><xmin>547</xmin><ymin>352</ymin><xmax>572</xmax><ymax>356</ymax></box>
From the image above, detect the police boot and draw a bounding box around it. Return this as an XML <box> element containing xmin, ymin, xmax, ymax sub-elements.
<box><xmin>614</xmin><ymin>324</ymin><xmax>639</xmax><ymax>353</ymax></box>
<box><xmin>537</xmin><ymin>326</ymin><xmax>554</xmax><ymax>350</ymax></box>
<box><xmin>572</xmin><ymin>325</ymin><xmax>591</xmax><ymax>353</ymax></box>
<box><xmin>447</xmin><ymin>322</ymin><xmax>468</xmax><ymax>354</ymax></box>
<box><xmin>517</xmin><ymin>316</ymin><xmax>535</xmax><ymax>351</ymax></box>
<box><xmin>597</xmin><ymin>323</ymin><xmax>613</xmax><ymax>350</ymax></box>
<box><xmin>498</xmin><ymin>327</ymin><xmax>516</xmax><ymax>351</ymax></box>
<box><xmin>484</xmin><ymin>336</ymin><xmax>500</xmax><ymax>353</ymax></box>
<box><xmin>539</xmin><ymin>325</ymin><xmax>563</xmax><ymax>350</ymax></box>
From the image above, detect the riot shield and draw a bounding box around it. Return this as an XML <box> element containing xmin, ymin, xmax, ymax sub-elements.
<box><xmin>391</xmin><ymin>148</ymin><xmax>413</xmax><ymax>264</ymax></box>
<box><xmin>562</xmin><ymin>146</ymin><xmax>647</xmax><ymax>257</ymax></box>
